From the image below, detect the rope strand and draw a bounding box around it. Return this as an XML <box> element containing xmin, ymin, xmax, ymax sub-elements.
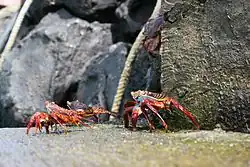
<box><xmin>0</xmin><ymin>0</ymin><xmax>33</xmax><ymax>70</ymax></box>
<box><xmin>111</xmin><ymin>0</ymin><xmax>162</xmax><ymax>115</ymax></box>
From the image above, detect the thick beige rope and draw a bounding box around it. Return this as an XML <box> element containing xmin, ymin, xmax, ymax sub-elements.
<box><xmin>0</xmin><ymin>0</ymin><xmax>33</xmax><ymax>70</ymax></box>
<box><xmin>111</xmin><ymin>0</ymin><xmax>162</xmax><ymax>115</ymax></box>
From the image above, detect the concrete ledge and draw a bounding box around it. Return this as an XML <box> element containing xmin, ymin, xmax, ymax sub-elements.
<box><xmin>0</xmin><ymin>124</ymin><xmax>250</xmax><ymax>167</ymax></box>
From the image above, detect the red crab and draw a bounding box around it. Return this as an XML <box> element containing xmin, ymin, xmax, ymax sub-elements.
<box><xmin>123</xmin><ymin>90</ymin><xmax>200</xmax><ymax>132</ymax></box>
<box><xmin>26</xmin><ymin>100</ymin><xmax>115</xmax><ymax>135</ymax></box>
<box><xmin>44</xmin><ymin>101</ymin><xmax>91</xmax><ymax>128</ymax></box>
<box><xmin>26</xmin><ymin>101</ymin><xmax>107</xmax><ymax>134</ymax></box>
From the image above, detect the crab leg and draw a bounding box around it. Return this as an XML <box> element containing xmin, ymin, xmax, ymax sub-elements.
<box><xmin>35</xmin><ymin>119</ymin><xmax>41</xmax><ymax>134</ymax></box>
<box><xmin>94</xmin><ymin>115</ymin><xmax>99</xmax><ymax>122</ymax></box>
<box><xmin>131</xmin><ymin>106</ymin><xmax>141</xmax><ymax>131</ymax></box>
<box><xmin>124</xmin><ymin>101</ymin><xmax>156</xmax><ymax>131</ymax></box>
<box><xmin>45</xmin><ymin>125</ymin><xmax>50</xmax><ymax>134</ymax></box>
<box><xmin>124</xmin><ymin>100</ymin><xmax>138</xmax><ymax>128</ymax></box>
<box><xmin>49</xmin><ymin>113</ymin><xmax>68</xmax><ymax>133</ymax></box>
<box><xmin>131</xmin><ymin>105</ymin><xmax>155</xmax><ymax>131</ymax></box>
<box><xmin>170</xmin><ymin>99</ymin><xmax>200</xmax><ymax>129</ymax></box>
<box><xmin>143</xmin><ymin>100</ymin><xmax>168</xmax><ymax>130</ymax></box>
<box><xmin>123</xmin><ymin>106</ymin><xmax>134</xmax><ymax>128</ymax></box>
<box><xmin>72</xmin><ymin>116</ymin><xmax>92</xmax><ymax>128</ymax></box>
<box><xmin>141</xmin><ymin>108</ymin><xmax>156</xmax><ymax>132</ymax></box>
<box><xmin>26</xmin><ymin>113</ymin><xmax>37</xmax><ymax>134</ymax></box>
<box><xmin>82</xmin><ymin>117</ymin><xmax>97</xmax><ymax>123</ymax></box>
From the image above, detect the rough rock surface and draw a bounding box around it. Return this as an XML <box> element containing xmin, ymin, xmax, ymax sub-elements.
<box><xmin>0</xmin><ymin>9</ymin><xmax>113</xmax><ymax>127</ymax></box>
<box><xmin>67</xmin><ymin>42</ymin><xmax>130</xmax><ymax>121</ymax></box>
<box><xmin>160</xmin><ymin>0</ymin><xmax>250</xmax><ymax>133</ymax></box>
<box><xmin>0</xmin><ymin>124</ymin><xmax>249</xmax><ymax>167</ymax></box>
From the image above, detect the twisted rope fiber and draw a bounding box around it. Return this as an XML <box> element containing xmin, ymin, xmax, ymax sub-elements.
<box><xmin>0</xmin><ymin>0</ymin><xmax>34</xmax><ymax>70</ymax></box>
<box><xmin>111</xmin><ymin>0</ymin><xmax>162</xmax><ymax>114</ymax></box>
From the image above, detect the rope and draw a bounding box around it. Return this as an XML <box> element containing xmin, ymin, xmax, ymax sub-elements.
<box><xmin>0</xmin><ymin>0</ymin><xmax>33</xmax><ymax>70</ymax></box>
<box><xmin>111</xmin><ymin>0</ymin><xmax>162</xmax><ymax>115</ymax></box>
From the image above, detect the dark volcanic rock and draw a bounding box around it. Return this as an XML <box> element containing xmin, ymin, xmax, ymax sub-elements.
<box><xmin>27</xmin><ymin>0</ymin><xmax>156</xmax><ymax>26</ymax></box>
<box><xmin>0</xmin><ymin>9</ymin><xmax>113</xmax><ymax>127</ymax></box>
<box><xmin>62</xmin><ymin>0</ymin><xmax>120</xmax><ymax>23</ymax></box>
<box><xmin>160</xmin><ymin>0</ymin><xmax>250</xmax><ymax>133</ymax></box>
<box><xmin>115</xmin><ymin>0</ymin><xmax>157</xmax><ymax>32</ymax></box>
<box><xmin>67</xmin><ymin>42</ymin><xmax>131</xmax><ymax>121</ymax></box>
<box><xmin>112</xmin><ymin>0</ymin><xmax>157</xmax><ymax>42</ymax></box>
<box><xmin>26</xmin><ymin>0</ymin><xmax>157</xmax><ymax>43</ymax></box>
<box><xmin>27</xmin><ymin>0</ymin><xmax>120</xmax><ymax>23</ymax></box>
<box><xmin>15</xmin><ymin>0</ymin><xmax>158</xmax><ymax>45</ymax></box>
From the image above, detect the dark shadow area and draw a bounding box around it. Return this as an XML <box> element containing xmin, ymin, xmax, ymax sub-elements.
<box><xmin>111</xmin><ymin>0</ymin><xmax>156</xmax><ymax>43</ymax></box>
<box><xmin>62</xmin><ymin>2</ymin><xmax>120</xmax><ymax>24</ymax></box>
<box><xmin>111</xmin><ymin>21</ymin><xmax>141</xmax><ymax>43</ymax></box>
<box><xmin>128</xmin><ymin>0</ymin><xmax>156</xmax><ymax>23</ymax></box>
<box><xmin>57</xmin><ymin>82</ymin><xmax>79</xmax><ymax>109</ymax></box>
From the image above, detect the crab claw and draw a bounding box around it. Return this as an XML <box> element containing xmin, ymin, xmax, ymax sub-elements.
<box><xmin>131</xmin><ymin>105</ymin><xmax>143</xmax><ymax>131</ymax></box>
<box><xmin>170</xmin><ymin>99</ymin><xmax>200</xmax><ymax>129</ymax></box>
<box><xmin>26</xmin><ymin>112</ymin><xmax>40</xmax><ymax>134</ymax></box>
<box><xmin>26</xmin><ymin>112</ymin><xmax>50</xmax><ymax>135</ymax></box>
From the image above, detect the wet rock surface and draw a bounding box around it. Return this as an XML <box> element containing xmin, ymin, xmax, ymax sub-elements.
<box><xmin>160</xmin><ymin>0</ymin><xmax>250</xmax><ymax>132</ymax></box>
<box><xmin>0</xmin><ymin>124</ymin><xmax>249</xmax><ymax>167</ymax></box>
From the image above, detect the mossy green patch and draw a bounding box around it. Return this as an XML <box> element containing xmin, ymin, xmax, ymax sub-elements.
<box><xmin>115</xmin><ymin>130</ymin><xmax>250</xmax><ymax>167</ymax></box>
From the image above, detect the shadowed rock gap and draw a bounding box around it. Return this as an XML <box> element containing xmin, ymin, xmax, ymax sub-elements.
<box><xmin>55</xmin><ymin>82</ymin><xmax>79</xmax><ymax>109</ymax></box>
